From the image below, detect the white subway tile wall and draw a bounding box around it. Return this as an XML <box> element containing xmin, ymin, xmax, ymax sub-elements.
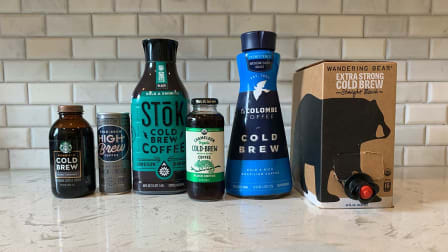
<box><xmin>26</xmin><ymin>38</ymin><xmax>72</xmax><ymax>59</ymax></box>
<box><xmin>0</xmin><ymin>106</ymin><xmax>6</xmax><ymax>127</ymax></box>
<box><xmin>0</xmin><ymin>0</ymin><xmax>20</xmax><ymax>13</ymax></box>
<box><xmin>30</xmin><ymin>127</ymin><xmax>50</xmax><ymax>148</ymax></box>
<box><xmin>115</xmin><ymin>0</ymin><xmax>160</xmax><ymax>13</ymax></box>
<box><xmin>364</xmin><ymin>16</ymin><xmax>408</xmax><ymax>37</ymax></box>
<box><xmin>139</xmin><ymin>14</ymin><xmax>183</xmax><ymax>35</ymax></box>
<box><xmin>28</xmin><ymin>83</ymin><xmax>73</xmax><ymax>104</ymax></box>
<box><xmin>73</xmin><ymin>38</ymin><xmax>117</xmax><ymax>59</ymax></box>
<box><xmin>46</xmin><ymin>15</ymin><xmax>92</xmax><ymax>36</ymax></box>
<box><xmin>0</xmin><ymin>38</ymin><xmax>26</xmax><ymax>59</ymax></box>
<box><xmin>0</xmin><ymin>0</ymin><xmax>447</xmax><ymax>168</ymax></box>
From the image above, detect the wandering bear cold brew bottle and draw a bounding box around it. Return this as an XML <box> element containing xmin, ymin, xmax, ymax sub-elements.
<box><xmin>49</xmin><ymin>105</ymin><xmax>96</xmax><ymax>198</ymax></box>
<box><xmin>131</xmin><ymin>39</ymin><xmax>189</xmax><ymax>194</ymax></box>
<box><xmin>226</xmin><ymin>31</ymin><xmax>292</xmax><ymax>198</ymax></box>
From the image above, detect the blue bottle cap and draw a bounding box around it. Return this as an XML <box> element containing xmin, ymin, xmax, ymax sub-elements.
<box><xmin>241</xmin><ymin>31</ymin><xmax>276</xmax><ymax>52</ymax></box>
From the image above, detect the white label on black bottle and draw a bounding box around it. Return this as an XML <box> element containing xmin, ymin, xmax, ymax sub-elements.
<box><xmin>53</xmin><ymin>141</ymin><xmax>82</xmax><ymax>179</ymax></box>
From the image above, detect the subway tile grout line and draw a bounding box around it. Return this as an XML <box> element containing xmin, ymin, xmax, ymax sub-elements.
<box><xmin>406</xmin><ymin>15</ymin><xmax>410</xmax><ymax>38</ymax></box>
<box><xmin>23</xmin><ymin>37</ymin><xmax>28</xmax><ymax>60</ymax></box>
<box><xmin>429</xmin><ymin>0</ymin><xmax>433</xmax><ymax>15</ymax></box>
<box><xmin>1</xmin><ymin>60</ymin><xmax>4</xmax><ymax>81</ymax></box>
<box><xmin>1</xmin><ymin>11</ymin><xmax>446</xmax><ymax>16</ymax></box>
<box><xmin>182</xmin><ymin>14</ymin><xmax>185</xmax><ymax>36</ymax></box>
<box><xmin>90</xmin><ymin>14</ymin><xmax>94</xmax><ymax>37</ymax></box>
<box><xmin>317</xmin><ymin>15</ymin><xmax>321</xmax><ymax>36</ymax></box>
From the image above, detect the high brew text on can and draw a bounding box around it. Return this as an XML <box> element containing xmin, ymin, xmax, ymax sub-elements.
<box><xmin>97</xmin><ymin>113</ymin><xmax>131</xmax><ymax>194</ymax></box>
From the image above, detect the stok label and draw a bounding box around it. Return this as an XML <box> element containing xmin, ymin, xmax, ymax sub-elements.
<box><xmin>98</xmin><ymin>125</ymin><xmax>129</xmax><ymax>162</ymax></box>
<box><xmin>155</xmin><ymin>61</ymin><xmax>168</xmax><ymax>89</ymax></box>
<box><xmin>54</xmin><ymin>141</ymin><xmax>82</xmax><ymax>179</ymax></box>
<box><xmin>186</xmin><ymin>128</ymin><xmax>224</xmax><ymax>183</ymax></box>
<box><xmin>131</xmin><ymin>91</ymin><xmax>187</xmax><ymax>180</ymax></box>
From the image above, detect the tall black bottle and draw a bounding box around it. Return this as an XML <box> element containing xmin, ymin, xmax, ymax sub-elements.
<box><xmin>131</xmin><ymin>39</ymin><xmax>189</xmax><ymax>194</ymax></box>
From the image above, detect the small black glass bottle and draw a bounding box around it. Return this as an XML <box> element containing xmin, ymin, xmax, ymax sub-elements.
<box><xmin>49</xmin><ymin>105</ymin><xmax>96</xmax><ymax>198</ymax></box>
<box><xmin>186</xmin><ymin>98</ymin><xmax>225</xmax><ymax>201</ymax></box>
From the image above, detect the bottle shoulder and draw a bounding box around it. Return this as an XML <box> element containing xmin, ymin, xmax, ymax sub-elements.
<box><xmin>133</xmin><ymin>62</ymin><xmax>188</xmax><ymax>99</ymax></box>
<box><xmin>186</xmin><ymin>112</ymin><xmax>225</xmax><ymax>128</ymax></box>
<box><xmin>238</xmin><ymin>50</ymin><xmax>280</xmax><ymax>58</ymax></box>
<box><xmin>50</xmin><ymin>117</ymin><xmax>93</xmax><ymax>130</ymax></box>
<box><xmin>187</xmin><ymin>110</ymin><xmax>224</xmax><ymax>117</ymax></box>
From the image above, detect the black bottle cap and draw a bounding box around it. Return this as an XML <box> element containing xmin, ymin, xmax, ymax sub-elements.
<box><xmin>142</xmin><ymin>39</ymin><xmax>178</xmax><ymax>62</ymax></box>
<box><xmin>191</xmin><ymin>98</ymin><xmax>219</xmax><ymax>105</ymax></box>
<box><xmin>241</xmin><ymin>31</ymin><xmax>276</xmax><ymax>52</ymax></box>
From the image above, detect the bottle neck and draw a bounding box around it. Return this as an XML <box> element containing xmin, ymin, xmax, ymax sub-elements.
<box><xmin>193</xmin><ymin>104</ymin><xmax>218</xmax><ymax>113</ymax></box>
<box><xmin>144</xmin><ymin>52</ymin><xmax>176</xmax><ymax>63</ymax></box>
<box><xmin>145</xmin><ymin>61</ymin><xmax>177</xmax><ymax>68</ymax></box>
<box><xmin>59</xmin><ymin>112</ymin><xmax>83</xmax><ymax>119</ymax></box>
<box><xmin>143</xmin><ymin>61</ymin><xmax>179</xmax><ymax>78</ymax></box>
<box><xmin>242</xmin><ymin>49</ymin><xmax>274</xmax><ymax>53</ymax></box>
<box><xmin>236</xmin><ymin>50</ymin><xmax>279</xmax><ymax>92</ymax></box>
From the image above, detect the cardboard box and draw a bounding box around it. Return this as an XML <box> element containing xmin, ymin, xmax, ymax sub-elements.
<box><xmin>291</xmin><ymin>61</ymin><xmax>396</xmax><ymax>208</ymax></box>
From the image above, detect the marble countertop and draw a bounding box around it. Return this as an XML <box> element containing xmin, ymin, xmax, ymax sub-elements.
<box><xmin>0</xmin><ymin>167</ymin><xmax>447</xmax><ymax>252</ymax></box>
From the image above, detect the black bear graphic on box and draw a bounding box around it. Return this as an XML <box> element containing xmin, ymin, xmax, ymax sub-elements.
<box><xmin>292</xmin><ymin>94</ymin><xmax>390</xmax><ymax>203</ymax></box>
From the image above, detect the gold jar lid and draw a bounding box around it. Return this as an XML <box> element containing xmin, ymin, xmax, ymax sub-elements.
<box><xmin>58</xmin><ymin>105</ymin><xmax>83</xmax><ymax>113</ymax></box>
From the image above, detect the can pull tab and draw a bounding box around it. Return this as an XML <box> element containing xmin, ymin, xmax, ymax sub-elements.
<box><xmin>342</xmin><ymin>173</ymin><xmax>380</xmax><ymax>204</ymax></box>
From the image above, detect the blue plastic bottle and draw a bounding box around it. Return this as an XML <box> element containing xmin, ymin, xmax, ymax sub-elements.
<box><xmin>226</xmin><ymin>31</ymin><xmax>292</xmax><ymax>198</ymax></box>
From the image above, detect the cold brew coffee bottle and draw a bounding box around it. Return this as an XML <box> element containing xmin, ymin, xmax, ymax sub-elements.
<box><xmin>186</xmin><ymin>98</ymin><xmax>225</xmax><ymax>201</ymax></box>
<box><xmin>226</xmin><ymin>31</ymin><xmax>292</xmax><ymax>198</ymax></box>
<box><xmin>131</xmin><ymin>39</ymin><xmax>189</xmax><ymax>194</ymax></box>
<box><xmin>49</xmin><ymin>105</ymin><xmax>96</xmax><ymax>198</ymax></box>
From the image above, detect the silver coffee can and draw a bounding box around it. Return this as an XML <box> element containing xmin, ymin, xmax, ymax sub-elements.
<box><xmin>97</xmin><ymin>112</ymin><xmax>131</xmax><ymax>194</ymax></box>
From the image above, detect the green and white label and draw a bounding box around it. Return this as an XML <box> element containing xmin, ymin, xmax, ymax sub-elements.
<box><xmin>186</xmin><ymin>128</ymin><xmax>224</xmax><ymax>183</ymax></box>
<box><xmin>131</xmin><ymin>90</ymin><xmax>187</xmax><ymax>179</ymax></box>
<box><xmin>155</xmin><ymin>61</ymin><xmax>168</xmax><ymax>89</ymax></box>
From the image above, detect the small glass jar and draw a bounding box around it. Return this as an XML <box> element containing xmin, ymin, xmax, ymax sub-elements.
<box><xmin>186</xmin><ymin>98</ymin><xmax>225</xmax><ymax>201</ymax></box>
<box><xmin>49</xmin><ymin>105</ymin><xmax>96</xmax><ymax>198</ymax></box>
